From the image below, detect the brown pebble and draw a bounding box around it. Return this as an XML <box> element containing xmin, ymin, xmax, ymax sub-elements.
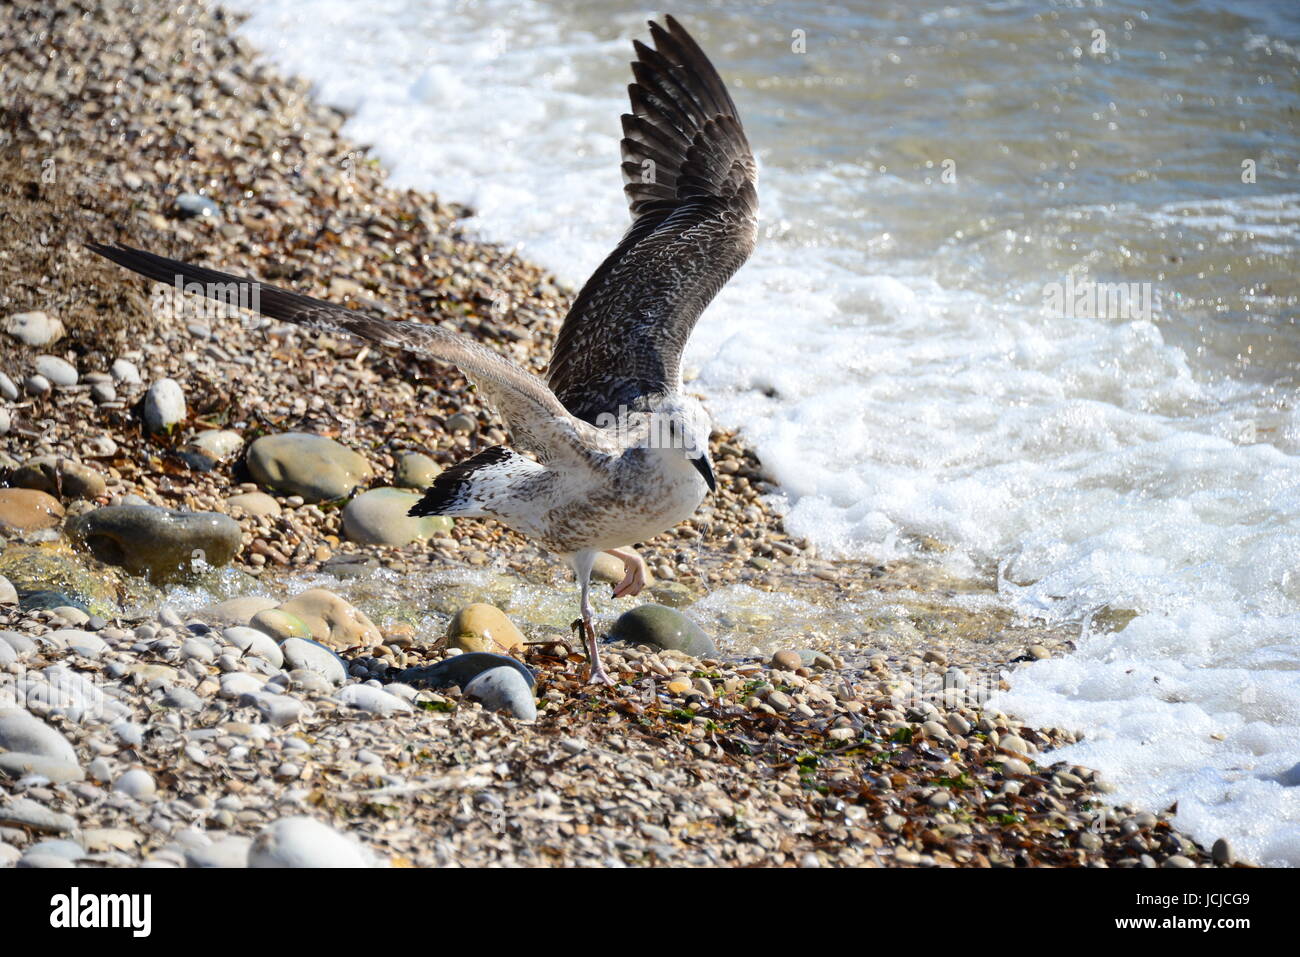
<box><xmin>771</xmin><ymin>650</ymin><xmax>801</xmax><ymax>671</ymax></box>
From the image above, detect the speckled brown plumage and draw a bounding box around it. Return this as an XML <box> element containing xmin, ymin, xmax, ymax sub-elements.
<box><xmin>546</xmin><ymin>14</ymin><xmax>758</xmax><ymax>425</ymax></box>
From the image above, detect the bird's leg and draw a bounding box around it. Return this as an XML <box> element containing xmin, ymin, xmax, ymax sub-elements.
<box><xmin>604</xmin><ymin>547</ymin><xmax>648</xmax><ymax>599</ymax></box>
<box><xmin>573</xmin><ymin>551</ymin><xmax>615</xmax><ymax>686</ymax></box>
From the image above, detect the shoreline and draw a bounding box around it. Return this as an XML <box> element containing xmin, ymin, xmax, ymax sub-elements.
<box><xmin>0</xmin><ymin>0</ymin><xmax>1236</xmax><ymax>867</ymax></box>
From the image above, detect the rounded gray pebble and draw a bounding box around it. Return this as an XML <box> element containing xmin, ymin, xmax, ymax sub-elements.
<box><xmin>465</xmin><ymin>666</ymin><xmax>537</xmax><ymax>720</ymax></box>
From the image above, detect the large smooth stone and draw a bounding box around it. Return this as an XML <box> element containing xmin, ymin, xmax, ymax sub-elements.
<box><xmin>10</xmin><ymin>456</ymin><xmax>107</xmax><ymax>500</ymax></box>
<box><xmin>394</xmin><ymin>452</ymin><xmax>441</xmax><ymax>489</ymax></box>
<box><xmin>219</xmin><ymin>673</ymin><xmax>265</xmax><ymax>699</ymax></box>
<box><xmin>247</xmin><ymin>817</ymin><xmax>372</xmax><ymax>868</ymax></box>
<box><xmin>200</xmin><ymin>595</ymin><xmax>280</xmax><ymax>625</ymax></box>
<box><xmin>4</xmin><ymin>311</ymin><xmax>64</xmax><ymax>346</ymax></box>
<box><xmin>607</xmin><ymin>604</ymin><xmax>717</xmax><ymax>657</ymax></box>
<box><xmin>0</xmin><ymin>709</ymin><xmax>79</xmax><ymax>763</ymax></box>
<box><xmin>251</xmin><ymin>693</ymin><xmax>304</xmax><ymax>728</ymax></box>
<box><xmin>0</xmin><ymin>797</ymin><xmax>76</xmax><ymax>834</ymax></box>
<box><xmin>68</xmin><ymin>505</ymin><xmax>242</xmax><ymax>582</ymax></box>
<box><xmin>0</xmin><ymin>489</ymin><xmax>64</xmax><ymax>532</ymax></box>
<box><xmin>0</xmin><ymin>577</ymin><xmax>17</xmax><ymax>606</ymax></box>
<box><xmin>0</xmin><ymin>631</ymin><xmax>35</xmax><ymax>660</ymax></box>
<box><xmin>648</xmin><ymin>581</ymin><xmax>696</xmax><ymax>608</ymax></box>
<box><xmin>280</xmin><ymin>637</ymin><xmax>347</xmax><ymax>685</ymax></box>
<box><xmin>249</xmin><ymin>609</ymin><xmax>311</xmax><ymax>642</ymax></box>
<box><xmin>341</xmin><ymin>487</ymin><xmax>452</xmax><ymax>546</ymax></box>
<box><xmin>0</xmin><ymin>753</ymin><xmax>85</xmax><ymax>783</ymax></box>
<box><xmin>398</xmin><ymin>652</ymin><xmax>535</xmax><ymax>691</ymax></box>
<box><xmin>445</xmin><ymin>604</ymin><xmax>525</xmax><ymax>655</ymax></box>
<box><xmin>465</xmin><ymin>667</ymin><xmax>537</xmax><ymax>720</ymax></box>
<box><xmin>0</xmin><ymin>631</ymin><xmax>37</xmax><ymax>658</ymax></box>
<box><xmin>143</xmin><ymin>378</ymin><xmax>186</xmax><ymax>433</ymax></box>
<box><xmin>246</xmin><ymin>433</ymin><xmax>373</xmax><ymax>502</ymax></box>
<box><xmin>33</xmin><ymin>355</ymin><xmax>77</xmax><ymax>387</ymax></box>
<box><xmin>221</xmin><ymin>626</ymin><xmax>285</xmax><ymax>668</ymax></box>
<box><xmin>277</xmin><ymin>589</ymin><xmax>381</xmax><ymax>651</ymax></box>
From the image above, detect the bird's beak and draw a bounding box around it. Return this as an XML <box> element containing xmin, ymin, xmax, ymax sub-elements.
<box><xmin>690</xmin><ymin>454</ymin><xmax>717</xmax><ymax>493</ymax></box>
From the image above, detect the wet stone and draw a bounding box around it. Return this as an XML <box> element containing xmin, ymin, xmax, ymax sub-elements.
<box><xmin>608</xmin><ymin>604</ymin><xmax>716</xmax><ymax>657</ymax></box>
<box><xmin>445</xmin><ymin>604</ymin><xmax>525</xmax><ymax>655</ymax></box>
<box><xmin>69</xmin><ymin>505</ymin><xmax>242</xmax><ymax>582</ymax></box>
<box><xmin>276</xmin><ymin>589</ymin><xmax>381</xmax><ymax>650</ymax></box>
<box><xmin>0</xmin><ymin>488</ymin><xmax>65</xmax><ymax>533</ymax></box>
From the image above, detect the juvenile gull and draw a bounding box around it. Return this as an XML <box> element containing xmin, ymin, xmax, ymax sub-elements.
<box><xmin>88</xmin><ymin>15</ymin><xmax>757</xmax><ymax>685</ymax></box>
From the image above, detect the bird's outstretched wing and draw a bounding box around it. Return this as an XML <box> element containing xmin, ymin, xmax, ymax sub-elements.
<box><xmin>86</xmin><ymin>242</ymin><xmax>602</xmax><ymax>464</ymax></box>
<box><xmin>546</xmin><ymin>15</ymin><xmax>758</xmax><ymax>424</ymax></box>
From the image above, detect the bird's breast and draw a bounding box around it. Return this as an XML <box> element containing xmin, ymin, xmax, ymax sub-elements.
<box><xmin>531</xmin><ymin>455</ymin><xmax>706</xmax><ymax>553</ymax></box>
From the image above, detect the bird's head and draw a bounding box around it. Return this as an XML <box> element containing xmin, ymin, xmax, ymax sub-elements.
<box><xmin>638</xmin><ymin>394</ymin><xmax>716</xmax><ymax>493</ymax></box>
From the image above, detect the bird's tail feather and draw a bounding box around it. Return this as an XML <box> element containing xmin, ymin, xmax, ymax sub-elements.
<box><xmin>86</xmin><ymin>241</ymin><xmax>466</xmax><ymax>361</ymax></box>
<box><xmin>409</xmin><ymin>445</ymin><xmax>535</xmax><ymax>517</ymax></box>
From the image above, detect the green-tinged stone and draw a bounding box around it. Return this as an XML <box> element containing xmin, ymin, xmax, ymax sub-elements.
<box><xmin>246</xmin><ymin>432</ymin><xmax>373</xmax><ymax>502</ymax></box>
<box><xmin>648</xmin><ymin>581</ymin><xmax>696</xmax><ymax>608</ymax></box>
<box><xmin>394</xmin><ymin>452</ymin><xmax>442</xmax><ymax>489</ymax></box>
<box><xmin>608</xmin><ymin>604</ymin><xmax>716</xmax><ymax>657</ymax></box>
<box><xmin>445</xmin><ymin>603</ymin><xmax>525</xmax><ymax>654</ymax></box>
<box><xmin>67</xmin><ymin>505</ymin><xmax>242</xmax><ymax>583</ymax></box>
<box><xmin>249</xmin><ymin>608</ymin><xmax>312</xmax><ymax>642</ymax></box>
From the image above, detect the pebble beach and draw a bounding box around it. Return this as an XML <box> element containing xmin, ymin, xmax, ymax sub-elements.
<box><xmin>0</xmin><ymin>0</ymin><xmax>1243</xmax><ymax>868</ymax></box>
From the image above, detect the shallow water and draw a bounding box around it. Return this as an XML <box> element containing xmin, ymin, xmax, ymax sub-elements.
<box><xmin>147</xmin><ymin>558</ymin><xmax>1002</xmax><ymax>666</ymax></box>
<box><xmin>221</xmin><ymin>0</ymin><xmax>1300</xmax><ymax>863</ymax></box>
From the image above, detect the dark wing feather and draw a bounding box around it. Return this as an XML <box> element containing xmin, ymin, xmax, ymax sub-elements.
<box><xmin>85</xmin><ymin>242</ymin><xmax>596</xmax><ymax>464</ymax></box>
<box><xmin>546</xmin><ymin>15</ymin><xmax>758</xmax><ymax>424</ymax></box>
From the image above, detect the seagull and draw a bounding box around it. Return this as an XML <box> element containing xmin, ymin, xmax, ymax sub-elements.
<box><xmin>88</xmin><ymin>15</ymin><xmax>757</xmax><ymax>685</ymax></box>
